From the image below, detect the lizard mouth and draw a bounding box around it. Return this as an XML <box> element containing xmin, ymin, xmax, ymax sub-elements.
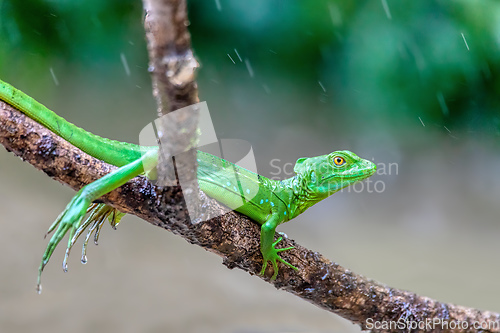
<box><xmin>339</xmin><ymin>173</ymin><xmax>373</xmax><ymax>180</ymax></box>
<box><xmin>347</xmin><ymin>168</ymin><xmax>376</xmax><ymax>178</ymax></box>
<box><xmin>322</xmin><ymin>169</ymin><xmax>375</xmax><ymax>182</ymax></box>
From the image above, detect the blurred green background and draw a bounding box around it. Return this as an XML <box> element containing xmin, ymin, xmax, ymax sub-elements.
<box><xmin>1</xmin><ymin>0</ymin><xmax>500</xmax><ymax>332</ymax></box>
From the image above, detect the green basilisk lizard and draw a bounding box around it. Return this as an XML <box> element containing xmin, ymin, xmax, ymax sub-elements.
<box><xmin>0</xmin><ymin>79</ymin><xmax>376</xmax><ymax>291</ymax></box>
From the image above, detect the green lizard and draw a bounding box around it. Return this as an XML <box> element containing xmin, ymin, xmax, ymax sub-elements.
<box><xmin>0</xmin><ymin>79</ymin><xmax>376</xmax><ymax>291</ymax></box>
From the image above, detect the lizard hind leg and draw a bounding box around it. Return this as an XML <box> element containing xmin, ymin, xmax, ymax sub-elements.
<box><xmin>36</xmin><ymin>150</ymin><xmax>158</xmax><ymax>294</ymax></box>
<box><xmin>38</xmin><ymin>197</ymin><xmax>127</xmax><ymax>293</ymax></box>
<box><xmin>37</xmin><ymin>190</ymin><xmax>93</xmax><ymax>293</ymax></box>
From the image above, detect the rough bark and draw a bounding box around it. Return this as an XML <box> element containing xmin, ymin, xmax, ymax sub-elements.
<box><xmin>1</xmin><ymin>102</ymin><xmax>499</xmax><ymax>333</ymax></box>
<box><xmin>142</xmin><ymin>0</ymin><xmax>200</xmax><ymax>216</ymax></box>
<box><xmin>143</xmin><ymin>0</ymin><xmax>198</xmax><ymax>115</ymax></box>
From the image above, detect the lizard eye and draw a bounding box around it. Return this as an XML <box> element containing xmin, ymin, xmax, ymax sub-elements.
<box><xmin>333</xmin><ymin>156</ymin><xmax>346</xmax><ymax>166</ymax></box>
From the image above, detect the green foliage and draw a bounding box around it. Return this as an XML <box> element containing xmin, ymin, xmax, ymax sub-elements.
<box><xmin>1</xmin><ymin>0</ymin><xmax>499</xmax><ymax>134</ymax></box>
<box><xmin>0</xmin><ymin>0</ymin><xmax>143</xmax><ymax>74</ymax></box>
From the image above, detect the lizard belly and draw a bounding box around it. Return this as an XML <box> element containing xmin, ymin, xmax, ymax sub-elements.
<box><xmin>197</xmin><ymin>151</ymin><xmax>272</xmax><ymax>225</ymax></box>
<box><xmin>198</xmin><ymin>176</ymin><xmax>271</xmax><ymax>225</ymax></box>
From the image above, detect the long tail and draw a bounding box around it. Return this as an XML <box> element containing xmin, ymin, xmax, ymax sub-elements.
<box><xmin>0</xmin><ymin>79</ymin><xmax>151</xmax><ymax>167</ymax></box>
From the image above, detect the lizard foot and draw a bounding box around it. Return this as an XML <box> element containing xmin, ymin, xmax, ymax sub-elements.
<box><xmin>37</xmin><ymin>194</ymin><xmax>124</xmax><ymax>293</ymax></box>
<box><xmin>77</xmin><ymin>203</ymin><xmax>125</xmax><ymax>265</ymax></box>
<box><xmin>37</xmin><ymin>191</ymin><xmax>90</xmax><ymax>293</ymax></box>
<box><xmin>259</xmin><ymin>237</ymin><xmax>298</xmax><ymax>280</ymax></box>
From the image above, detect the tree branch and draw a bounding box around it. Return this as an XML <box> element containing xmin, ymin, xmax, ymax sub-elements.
<box><xmin>143</xmin><ymin>0</ymin><xmax>198</xmax><ymax>115</ymax></box>
<box><xmin>142</xmin><ymin>0</ymin><xmax>200</xmax><ymax>211</ymax></box>
<box><xmin>0</xmin><ymin>0</ymin><xmax>499</xmax><ymax>332</ymax></box>
<box><xmin>1</xmin><ymin>102</ymin><xmax>499</xmax><ymax>332</ymax></box>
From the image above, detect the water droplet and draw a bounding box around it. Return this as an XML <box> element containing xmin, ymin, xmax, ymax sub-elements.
<box><xmin>120</xmin><ymin>53</ymin><xmax>131</xmax><ymax>76</ymax></box>
<box><xmin>328</xmin><ymin>3</ymin><xmax>342</xmax><ymax>26</ymax></box>
<box><xmin>262</xmin><ymin>84</ymin><xmax>270</xmax><ymax>94</ymax></box>
<box><xmin>49</xmin><ymin>68</ymin><xmax>59</xmax><ymax>86</ymax></box>
<box><xmin>244</xmin><ymin>58</ymin><xmax>254</xmax><ymax>78</ymax></box>
<box><xmin>63</xmin><ymin>248</ymin><xmax>71</xmax><ymax>272</ymax></box>
<box><xmin>436</xmin><ymin>92</ymin><xmax>449</xmax><ymax>116</ymax></box>
<box><xmin>381</xmin><ymin>0</ymin><xmax>392</xmax><ymax>20</ymax></box>
<box><xmin>81</xmin><ymin>255</ymin><xmax>88</xmax><ymax>264</ymax></box>
<box><xmin>234</xmin><ymin>49</ymin><xmax>242</xmax><ymax>62</ymax></box>
<box><xmin>461</xmin><ymin>32</ymin><xmax>470</xmax><ymax>51</ymax></box>
<box><xmin>36</xmin><ymin>284</ymin><xmax>42</xmax><ymax>294</ymax></box>
<box><xmin>318</xmin><ymin>81</ymin><xmax>326</xmax><ymax>92</ymax></box>
<box><xmin>418</xmin><ymin>116</ymin><xmax>425</xmax><ymax>127</ymax></box>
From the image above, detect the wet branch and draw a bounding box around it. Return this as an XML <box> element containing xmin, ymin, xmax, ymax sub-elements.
<box><xmin>1</xmin><ymin>103</ymin><xmax>499</xmax><ymax>332</ymax></box>
<box><xmin>142</xmin><ymin>0</ymin><xmax>200</xmax><ymax>209</ymax></box>
<box><xmin>0</xmin><ymin>0</ymin><xmax>499</xmax><ymax>332</ymax></box>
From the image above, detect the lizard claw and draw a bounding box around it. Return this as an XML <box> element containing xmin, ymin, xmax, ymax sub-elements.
<box><xmin>79</xmin><ymin>203</ymin><xmax>124</xmax><ymax>264</ymax></box>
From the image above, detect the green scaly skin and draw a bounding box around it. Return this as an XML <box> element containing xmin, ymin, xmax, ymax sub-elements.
<box><xmin>0</xmin><ymin>79</ymin><xmax>377</xmax><ymax>290</ymax></box>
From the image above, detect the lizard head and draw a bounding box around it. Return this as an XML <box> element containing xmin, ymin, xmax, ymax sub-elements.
<box><xmin>293</xmin><ymin>150</ymin><xmax>376</xmax><ymax>199</ymax></box>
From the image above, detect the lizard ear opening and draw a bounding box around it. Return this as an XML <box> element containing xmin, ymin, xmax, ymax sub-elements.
<box><xmin>293</xmin><ymin>158</ymin><xmax>308</xmax><ymax>174</ymax></box>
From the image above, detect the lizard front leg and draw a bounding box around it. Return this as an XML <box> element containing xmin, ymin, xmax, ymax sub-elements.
<box><xmin>259</xmin><ymin>215</ymin><xmax>298</xmax><ymax>280</ymax></box>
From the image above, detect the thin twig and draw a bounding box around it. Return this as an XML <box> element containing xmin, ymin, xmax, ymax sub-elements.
<box><xmin>142</xmin><ymin>0</ymin><xmax>200</xmax><ymax>210</ymax></box>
